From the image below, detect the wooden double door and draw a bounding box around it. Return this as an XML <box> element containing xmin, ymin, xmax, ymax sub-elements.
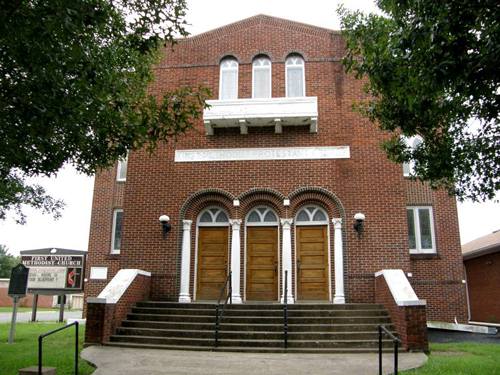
<box><xmin>296</xmin><ymin>226</ymin><xmax>329</xmax><ymax>301</ymax></box>
<box><xmin>196</xmin><ymin>227</ymin><xmax>229</xmax><ymax>300</ymax></box>
<box><xmin>246</xmin><ymin>227</ymin><xmax>278</xmax><ymax>301</ymax></box>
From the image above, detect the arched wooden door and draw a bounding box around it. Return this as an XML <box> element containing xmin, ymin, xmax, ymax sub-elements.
<box><xmin>246</xmin><ymin>207</ymin><xmax>279</xmax><ymax>301</ymax></box>
<box><xmin>295</xmin><ymin>206</ymin><xmax>330</xmax><ymax>301</ymax></box>
<box><xmin>196</xmin><ymin>208</ymin><xmax>229</xmax><ymax>300</ymax></box>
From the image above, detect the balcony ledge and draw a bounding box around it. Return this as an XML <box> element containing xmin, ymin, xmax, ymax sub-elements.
<box><xmin>203</xmin><ymin>97</ymin><xmax>318</xmax><ymax>135</ymax></box>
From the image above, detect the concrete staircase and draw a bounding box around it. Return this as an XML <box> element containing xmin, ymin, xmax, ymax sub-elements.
<box><xmin>107</xmin><ymin>302</ymin><xmax>397</xmax><ymax>353</ymax></box>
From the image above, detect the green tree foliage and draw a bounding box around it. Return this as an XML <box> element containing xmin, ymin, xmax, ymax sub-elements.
<box><xmin>339</xmin><ymin>1</ymin><xmax>499</xmax><ymax>201</ymax></box>
<box><xmin>0</xmin><ymin>245</ymin><xmax>20</xmax><ymax>278</ymax></box>
<box><xmin>0</xmin><ymin>0</ymin><xmax>209</xmax><ymax>223</ymax></box>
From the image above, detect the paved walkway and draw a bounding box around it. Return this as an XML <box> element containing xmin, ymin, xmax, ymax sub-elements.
<box><xmin>82</xmin><ymin>346</ymin><xmax>428</xmax><ymax>375</ymax></box>
<box><xmin>0</xmin><ymin>310</ymin><xmax>82</xmax><ymax>323</ymax></box>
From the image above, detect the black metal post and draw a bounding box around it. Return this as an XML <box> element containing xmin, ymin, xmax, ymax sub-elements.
<box><xmin>378</xmin><ymin>325</ymin><xmax>382</xmax><ymax>375</ymax></box>
<box><xmin>229</xmin><ymin>271</ymin><xmax>232</xmax><ymax>304</ymax></box>
<box><xmin>58</xmin><ymin>295</ymin><xmax>65</xmax><ymax>323</ymax></box>
<box><xmin>394</xmin><ymin>339</ymin><xmax>398</xmax><ymax>375</ymax></box>
<box><xmin>284</xmin><ymin>270</ymin><xmax>288</xmax><ymax>349</ymax></box>
<box><xmin>38</xmin><ymin>335</ymin><xmax>42</xmax><ymax>375</ymax></box>
<box><xmin>75</xmin><ymin>322</ymin><xmax>79</xmax><ymax>375</ymax></box>
<box><xmin>215</xmin><ymin>304</ymin><xmax>219</xmax><ymax>347</ymax></box>
<box><xmin>31</xmin><ymin>294</ymin><xmax>38</xmax><ymax>322</ymax></box>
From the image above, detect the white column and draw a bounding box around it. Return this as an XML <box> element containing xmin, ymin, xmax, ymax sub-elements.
<box><xmin>179</xmin><ymin>220</ymin><xmax>192</xmax><ymax>303</ymax></box>
<box><xmin>229</xmin><ymin>219</ymin><xmax>243</xmax><ymax>303</ymax></box>
<box><xmin>332</xmin><ymin>218</ymin><xmax>345</xmax><ymax>304</ymax></box>
<box><xmin>280</xmin><ymin>218</ymin><xmax>294</xmax><ymax>304</ymax></box>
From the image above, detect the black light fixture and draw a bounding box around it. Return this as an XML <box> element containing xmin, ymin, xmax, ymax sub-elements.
<box><xmin>159</xmin><ymin>215</ymin><xmax>171</xmax><ymax>238</ymax></box>
<box><xmin>353</xmin><ymin>212</ymin><xmax>365</xmax><ymax>238</ymax></box>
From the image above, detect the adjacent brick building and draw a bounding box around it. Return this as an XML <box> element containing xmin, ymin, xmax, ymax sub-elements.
<box><xmin>84</xmin><ymin>15</ymin><xmax>468</xmax><ymax>331</ymax></box>
<box><xmin>463</xmin><ymin>230</ymin><xmax>500</xmax><ymax>324</ymax></box>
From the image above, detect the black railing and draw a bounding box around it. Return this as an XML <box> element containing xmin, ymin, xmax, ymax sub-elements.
<box><xmin>283</xmin><ymin>270</ymin><xmax>288</xmax><ymax>349</ymax></box>
<box><xmin>39</xmin><ymin>321</ymin><xmax>79</xmax><ymax>375</ymax></box>
<box><xmin>378</xmin><ymin>325</ymin><xmax>400</xmax><ymax>375</ymax></box>
<box><xmin>214</xmin><ymin>271</ymin><xmax>232</xmax><ymax>347</ymax></box>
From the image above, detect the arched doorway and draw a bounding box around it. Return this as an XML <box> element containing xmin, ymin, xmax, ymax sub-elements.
<box><xmin>245</xmin><ymin>206</ymin><xmax>279</xmax><ymax>301</ymax></box>
<box><xmin>295</xmin><ymin>205</ymin><xmax>330</xmax><ymax>301</ymax></box>
<box><xmin>196</xmin><ymin>207</ymin><xmax>230</xmax><ymax>300</ymax></box>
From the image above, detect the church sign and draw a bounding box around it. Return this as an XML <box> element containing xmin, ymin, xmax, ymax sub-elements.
<box><xmin>21</xmin><ymin>249</ymin><xmax>86</xmax><ymax>292</ymax></box>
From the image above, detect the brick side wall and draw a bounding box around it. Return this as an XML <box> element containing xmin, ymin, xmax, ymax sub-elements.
<box><xmin>85</xmin><ymin>273</ymin><xmax>150</xmax><ymax>344</ymax></box>
<box><xmin>375</xmin><ymin>275</ymin><xmax>428</xmax><ymax>352</ymax></box>
<box><xmin>465</xmin><ymin>250</ymin><xmax>500</xmax><ymax>323</ymax></box>
<box><xmin>84</xmin><ymin>15</ymin><xmax>466</xmax><ymax>325</ymax></box>
<box><xmin>0</xmin><ymin>289</ymin><xmax>53</xmax><ymax>308</ymax></box>
<box><xmin>406</xmin><ymin>180</ymin><xmax>468</xmax><ymax>323</ymax></box>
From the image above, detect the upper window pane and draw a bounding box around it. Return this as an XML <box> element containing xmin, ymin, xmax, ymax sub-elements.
<box><xmin>248</xmin><ymin>211</ymin><xmax>260</xmax><ymax>222</ymax></box>
<box><xmin>253</xmin><ymin>56</ymin><xmax>271</xmax><ymax>99</ymax></box>
<box><xmin>246</xmin><ymin>206</ymin><xmax>278</xmax><ymax>225</ymax></box>
<box><xmin>263</xmin><ymin>211</ymin><xmax>277</xmax><ymax>222</ymax></box>
<box><xmin>418</xmin><ymin>208</ymin><xmax>433</xmax><ymax>249</ymax></box>
<box><xmin>312</xmin><ymin>210</ymin><xmax>327</xmax><ymax>221</ymax></box>
<box><xmin>286</xmin><ymin>55</ymin><xmax>305</xmax><ymax>97</ymax></box>
<box><xmin>407</xmin><ymin>209</ymin><xmax>416</xmax><ymax>249</ymax></box>
<box><xmin>216</xmin><ymin>211</ymin><xmax>229</xmax><ymax>223</ymax></box>
<box><xmin>112</xmin><ymin>210</ymin><xmax>123</xmax><ymax>253</ymax></box>
<box><xmin>117</xmin><ymin>155</ymin><xmax>128</xmax><ymax>181</ymax></box>
<box><xmin>220</xmin><ymin>57</ymin><xmax>238</xmax><ymax>100</ymax></box>
<box><xmin>198</xmin><ymin>207</ymin><xmax>229</xmax><ymax>225</ymax></box>
<box><xmin>200</xmin><ymin>212</ymin><xmax>212</xmax><ymax>222</ymax></box>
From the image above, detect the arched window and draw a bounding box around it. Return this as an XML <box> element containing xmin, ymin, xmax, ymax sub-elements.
<box><xmin>286</xmin><ymin>54</ymin><xmax>305</xmax><ymax>97</ymax></box>
<box><xmin>219</xmin><ymin>57</ymin><xmax>238</xmax><ymax>100</ymax></box>
<box><xmin>252</xmin><ymin>56</ymin><xmax>271</xmax><ymax>99</ymax></box>
<box><xmin>197</xmin><ymin>207</ymin><xmax>229</xmax><ymax>226</ymax></box>
<box><xmin>295</xmin><ymin>205</ymin><xmax>328</xmax><ymax>225</ymax></box>
<box><xmin>246</xmin><ymin>206</ymin><xmax>278</xmax><ymax>226</ymax></box>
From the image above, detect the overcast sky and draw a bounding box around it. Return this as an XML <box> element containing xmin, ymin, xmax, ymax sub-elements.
<box><xmin>0</xmin><ymin>0</ymin><xmax>498</xmax><ymax>256</ymax></box>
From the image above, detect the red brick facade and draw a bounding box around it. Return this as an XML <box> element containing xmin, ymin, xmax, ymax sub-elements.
<box><xmin>464</xmin><ymin>251</ymin><xmax>500</xmax><ymax>323</ymax></box>
<box><xmin>84</xmin><ymin>15</ymin><xmax>467</xmax><ymax>329</ymax></box>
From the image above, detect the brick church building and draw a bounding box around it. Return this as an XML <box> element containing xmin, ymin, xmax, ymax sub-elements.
<box><xmin>84</xmin><ymin>15</ymin><xmax>467</xmax><ymax>351</ymax></box>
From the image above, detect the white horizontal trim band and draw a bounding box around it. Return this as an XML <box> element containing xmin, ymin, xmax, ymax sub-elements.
<box><xmin>175</xmin><ymin>146</ymin><xmax>350</xmax><ymax>162</ymax></box>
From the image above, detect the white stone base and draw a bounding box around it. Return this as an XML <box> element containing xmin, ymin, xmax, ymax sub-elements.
<box><xmin>231</xmin><ymin>295</ymin><xmax>243</xmax><ymax>304</ymax></box>
<box><xmin>178</xmin><ymin>295</ymin><xmax>192</xmax><ymax>303</ymax></box>
<box><xmin>333</xmin><ymin>296</ymin><xmax>345</xmax><ymax>304</ymax></box>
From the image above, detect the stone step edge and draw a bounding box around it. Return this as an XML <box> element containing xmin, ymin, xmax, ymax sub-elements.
<box><xmin>132</xmin><ymin>307</ymin><xmax>388</xmax><ymax>313</ymax></box>
<box><xmin>127</xmin><ymin>314</ymin><xmax>391</xmax><ymax>319</ymax></box>
<box><xmin>104</xmin><ymin>342</ymin><xmax>397</xmax><ymax>353</ymax></box>
<box><xmin>122</xmin><ymin>320</ymin><xmax>394</xmax><ymax>327</ymax></box>
<box><xmin>116</xmin><ymin>328</ymin><xmax>395</xmax><ymax>336</ymax></box>
<box><xmin>111</xmin><ymin>335</ymin><xmax>396</xmax><ymax>344</ymax></box>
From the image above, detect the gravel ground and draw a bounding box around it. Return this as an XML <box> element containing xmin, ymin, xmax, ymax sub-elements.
<box><xmin>428</xmin><ymin>328</ymin><xmax>500</xmax><ymax>344</ymax></box>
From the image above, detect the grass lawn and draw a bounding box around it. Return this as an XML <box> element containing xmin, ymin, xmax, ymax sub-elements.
<box><xmin>402</xmin><ymin>342</ymin><xmax>500</xmax><ymax>374</ymax></box>
<box><xmin>0</xmin><ymin>323</ymin><xmax>94</xmax><ymax>375</ymax></box>
<box><xmin>0</xmin><ymin>307</ymin><xmax>59</xmax><ymax>313</ymax></box>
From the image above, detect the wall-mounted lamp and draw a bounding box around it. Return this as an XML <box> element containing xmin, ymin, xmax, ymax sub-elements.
<box><xmin>159</xmin><ymin>215</ymin><xmax>171</xmax><ymax>238</ymax></box>
<box><xmin>353</xmin><ymin>212</ymin><xmax>365</xmax><ymax>238</ymax></box>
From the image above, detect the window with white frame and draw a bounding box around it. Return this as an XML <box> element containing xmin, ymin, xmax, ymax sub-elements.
<box><xmin>407</xmin><ymin>206</ymin><xmax>436</xmax><ymax>253</ymax></box>
<box><xmin>116</xmin><ymin>154</ymin><xmax>128</xmax><ymax>181</ymax></box>
<box><xmin>402</xmin><ymin>136</ymin><xmax>422</xmax><ymax>177</ymax></box>
<box><xmin>286</xmin><ymin>54</ymin><xmax>305</xmax><ymax>97</ymax></box>
<box><xmin>219</xmin><ymin>57</ymin><xmax>238</xmax><ymax>100</ymax></box>
<box><xmin>295</xmin><ymin>205</ymin><xmax>328</xmax><ymax>225</ymax></box>
<box><xmin>252</xmin><ymin>56</ymin><xmax>271</xmax><ymax>98</ymax></box>
<box><xmin>111</xmin><ymin>209</ymin><xmax>123</xmax><ymax>254</ymax></box>
<box><xmin>198</xmin><ymin>207</ymin><xmax>229</xmax><ymax>226</ymax></box>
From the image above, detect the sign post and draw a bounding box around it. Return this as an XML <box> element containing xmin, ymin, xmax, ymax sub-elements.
<box><xmin>8</xmin><ymin>264</ymin><xmax>29</xmax><ymax>344</ymax></box>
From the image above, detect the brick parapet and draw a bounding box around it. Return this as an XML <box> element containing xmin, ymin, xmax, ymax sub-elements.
<box><xmin>85</xmin><ymin>273</ymin><xmax>150</xmax><ymax>344</ymax></box>
<box><xmin>375</xmin><ymin>274</ymin><xmax>428</xmax><ymax>352</ymax></box>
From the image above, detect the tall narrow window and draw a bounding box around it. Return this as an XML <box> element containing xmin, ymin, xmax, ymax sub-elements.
<box><xmin>252</xmin><ymin>56</ymin><xmax>271</xmax><ymax>98</ymax></box>
<box><xmin>111</xmin><ymin>209</ymin><xmax>123</xmax><ymax>254</ymax></box>
<box><xmin>407</xmin><ymin>206</ymin><xmax>436</xmax><ymax>254</ymax></box>
<box><xmin>286</xmin><ymin>54</ymin><xmax>305</xmax><ymax>97</ymax></box>
<box><xmin>219</xmin><ymin>57</ymin><xmax>238</xmax><ymax>100</ymax></box>
<box><xmin>402</xmin><ymin>136</ymin><xmax>422</xmax><ymax>176</ymax></box>
<box><xmin>116</xmin><ymin>154</ymin><xmax>128</xmax><ymax>182</ymax></box>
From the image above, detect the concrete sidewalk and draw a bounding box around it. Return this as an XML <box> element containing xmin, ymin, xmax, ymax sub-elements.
<box><xmin>82</xmin><ymin>346</ymin><xmax>427</xmax><ymax>375</ymax></box>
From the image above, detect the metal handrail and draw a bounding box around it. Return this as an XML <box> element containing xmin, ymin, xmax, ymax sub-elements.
<box><xmin>214</xmin><ymin>271</ymin><xmax>232</xmax><ymax>347</ymax></box>
<box><xmin>39</xmin><ymin>321</ymin><xmax>79</xmax><ymax>375</ymax></box>
<box><xmin>283</xmin><ymin>270</ymin><xmax>288</xmax><ymax>349</ymax></box>
<box><xmin>378</xmin><ymin>325</ymin><xmax>401</xmax><ymax>375</ymax></box>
